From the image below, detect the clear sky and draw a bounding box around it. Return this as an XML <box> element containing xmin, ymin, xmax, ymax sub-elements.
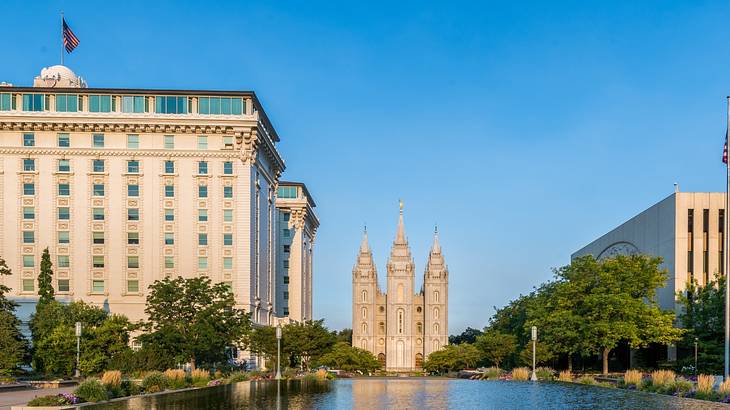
<box><xmin>3</xmin><ymin>0</ymin><xmax>730</xmax><ymax>334</ymax></box>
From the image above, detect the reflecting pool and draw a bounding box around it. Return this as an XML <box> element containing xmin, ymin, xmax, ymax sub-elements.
<box><xmin>83</xmin><ymin>379</ymin><xmax>730</xmax><ymax>409</ymax></box>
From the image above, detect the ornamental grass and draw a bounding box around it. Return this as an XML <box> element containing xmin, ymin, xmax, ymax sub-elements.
<box><xmin>623</xmin><ymin>369</ymin><xmax>642</xmax><ymax>387</ymax></box>
<box><xmin>164</xmin><ymin>369</ymin><xmax>187</xmax><ymax>389</ymax></box>
<box><xmin>650</xmin><ymin>370</ymin><xmax>675</xmax><ymax>387</ymax></box>
<box><xmin>719</xmin><ymin>378</ymin><xmax>730</xmax><ymax>396</ymax></box>
<box><xmin>191</xmin><ymin>369</ymin><xmax>210</xmax><ymax>387</ymax></box>
<box><xmin>697</xmin><ymin>374</ymin><xmax>714</xmax><ymax>394</ymax></box>
<box><xmin>557</xmin><ymin>370</ymin><xmax>572</xmax><ymax>382</ymax></box>
<box><xmin>481</xmin><ymin>367</ymin><xmax>502</xmax><ymax>380</ymax></box>
<box><xmin>101</xmin><ymin>370</ymin><xmax>122</xmax><ymax>388</ymax></box>
<box><xmin>511</xmin><ymin>367</ymin><xmax>530</xmax><ymax>381</ymax></box>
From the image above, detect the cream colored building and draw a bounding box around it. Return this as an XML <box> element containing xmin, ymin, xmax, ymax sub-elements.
<box><xmin>352</xmin><ymin>204</ymin><xmax>449</xmax><ymax>372</ymax></box>
<box><xmin>0</xmin><ymin>66</ymin><xmax>317</xmax><ymax>346</ymax></box>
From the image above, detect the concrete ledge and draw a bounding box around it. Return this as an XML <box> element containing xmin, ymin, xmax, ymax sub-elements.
<box><xmin>11</xmin><ymin>406</ymin><xmax>74</xmax><ymax>410</ymax></box>
<box><xmin>27</xmin><ymin>381</ymin><xmax>78</xmax><ymax>389</ymax></box>
<box><xmin>0</xmin><ymin>383</ymin><xmax>32</xmax><ymax>392</ymax></box>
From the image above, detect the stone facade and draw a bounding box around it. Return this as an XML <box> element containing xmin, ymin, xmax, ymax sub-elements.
<box><xmin>352</xmin><ymin>204</ymin><xmax>448</xmax><ymax>371</ymax></box>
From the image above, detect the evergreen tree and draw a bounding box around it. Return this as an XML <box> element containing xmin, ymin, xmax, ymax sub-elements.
<box><xmin>37</xmin><ymin>248</ymin><xmax>54</xmax><ymax>305</ymax></box>
<box><xmin>0</xmin><ymin>256</ymin><xmax>28</xmax><ymax>373</ymax></box>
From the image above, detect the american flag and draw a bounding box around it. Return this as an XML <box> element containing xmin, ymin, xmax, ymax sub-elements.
<box><xmin>62</xmin><ymin>18</ymin><xmax>79</xmax><ymax>53</ymax></box>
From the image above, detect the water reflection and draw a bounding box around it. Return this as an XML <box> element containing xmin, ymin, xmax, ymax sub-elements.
<box><xmin>82</xmin><ymin>379</ymin><xmax>730</xmax><ymax>410</ymax></box>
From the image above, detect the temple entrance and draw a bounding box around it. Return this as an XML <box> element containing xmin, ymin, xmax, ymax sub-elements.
<box><xmin>415</xmin><ymin>353</ymin><xmax>423</xmax><ymax>368</ymax></box>
<box><xmin>378</xmin><ymin>353</ymin><xmax>386</xmax><ymax>368</ymax></box>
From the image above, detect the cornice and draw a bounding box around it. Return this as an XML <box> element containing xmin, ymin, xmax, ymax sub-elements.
<box><xmin>0</xmin><ymin>120</ymin><xmax>241</xmax><ymax>134</ymax></box>
<box><xmin>0</xmin><ymin>148</ymin><xmax>242</xmax><ymax>158</ymax></box>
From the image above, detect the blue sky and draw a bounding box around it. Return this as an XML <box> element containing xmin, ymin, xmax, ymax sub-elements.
<box><xmin>3</xmin><ymin>0</ymin><xmax>730</xmax><ymax>333</ymax></box>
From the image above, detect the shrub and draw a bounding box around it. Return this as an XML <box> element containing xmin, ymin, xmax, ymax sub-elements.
<box><xmin>191</xmin><ymin>369</ymin><xmax>210</xmax><ymax>387</ymax></box>
<box><xmin>283</xmin><ymin>368</ymin><xmax>298</xmax><ymax>380</ymax></box>
<box><xmin>101</xmin><ymin>370</ymin><xmax>122</xmax><ymax>388</ymax></box>
<box><xmin>27</xmin><ymin>394</ymin><xmax>75</xmax><ymax>406</ymax></box>
<box><xmin>719</xmin><ymin>378</ymin><xmax>730</xmax><ymax>396</ymax></box>
<box><xmin>577</xmin><ymin>376</ymin><xmax>595</xmax><ymax>385</ymax></box>
<box><xmin>481</xmin><ymin>367</ymin><xmax>502</xmax><ymax>380</ymax></box>
<box><xmin>164</xmin><ymin>369</ymin><xmax>188</xmax><ymax>389</ymax></box>
<box><xmin>74</xmin><ymin>378</ymin><xmax>109</xmax><ymax>403</ymax></box>
<box><xmin>511</xmin><ymin>367</ymin><xmax>530</xmax><ymax>381</ymax></box>
<box><xmin>302</xmin><ymin>373</ymin><xmax>319</xmax><ymax>383</ymax></box>
<box><xmin>558</xmin><ymin>370</ymin><xmax>572</xmax><ymax>382</ymax></box>
<box><xmin>535</xmin><ymin>367</ymin><xmax>554</xmax><ymax>381</ymax></box>
<box><xmin>121</xmin><ymin>380</ymin><xmax>141</xmax><ymax>396</ymax></box>
<box><xmin>697</xmin><ymin>374</ymin><xmax>714</xmax><ymax>395</ymax></box>
<box><xmin>623</xmin><ymin>369</ymin><xmax>642</xmax><ymax>387</ymax></box>
<box><xmin>650</xmin><ymin>370</ymin><xmax>675</xmax><ymax>387</ymax></box>
<box><xmin>141</xmin><ymin>371</ymin><xmax>168</xmax><ymax>393</ymax></box>
<box><xmin>674</xmin><ymin>377</ymin><xmax>693</xmax><ymax>396</ymax></box>
<box><xmin>315</xmin><ymin>369</ymin><xmax>328</xmax><ymax>381</ymax></box>
<box><xmin>227</xmin><ymin>371</ymin><xmax>250</xmax><ymax>383</ymax></box>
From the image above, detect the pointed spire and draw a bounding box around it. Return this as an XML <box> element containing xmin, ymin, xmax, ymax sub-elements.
<box><xmin>360</xmin><ymin>225</ymin><xmax>370</xmax><ymax>253</ymax></box>
<box><xmin>432</xmin><ymin>225</ymin><xmax>441</xmax><ymax>254</ymax></box>
<box><xmin>395</xmin><ymin>199</ymin><xmax>406</xmax><ymax>244</ymax></box>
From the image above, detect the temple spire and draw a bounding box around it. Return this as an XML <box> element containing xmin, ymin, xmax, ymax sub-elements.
<box><xmin>360</xmin><ymin>225</ymin><xmax>370</xmax><ymax>253</ymax></box>
<box><xmin>395</xmin><ymin>199</ymin><xmax>406</xmax><ymax>244</ymax></box>
<box><xmin>432</xmin><ymin>225</ymin><xmax>441</xmax><ymax>254</ymax></box>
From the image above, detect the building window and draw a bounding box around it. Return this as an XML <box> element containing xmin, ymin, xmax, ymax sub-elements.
<box><xmin>23</xmin><ymin>183</ymin><xmax>35</xmax><ymax>196</ymax></box>
<box><xmin>703</xmin><ymin>208</ymin><xmax>709</xmax><ymax>284</ymax></box>
<box><xmin>197</xmin><ymin>136</ymin><xmax>208</xmax><ymax>150</ymax></box>
<box><xmin>721</xmin><ymin>209</ymin><xmax>726</xmax><ymax>276</ymax></box>
<box><xmin>688</xmin><ymin>209</ymin><xmax>694</xmax><ymax>280</ymax></box>
<box><xmin>58</xmin><ymin>279</ymin><xmax>70</xmax><ymax>292</ymax></box>
<box><xmin>198</xmin><ymin>161</ymin><xmax>208</xmax><ymax>174</ymax></box>
<box><xmin>89</xmin><ymin>95</ymin><xmax>113</xmax><ymax>112</ymax></box>
<box><xmin>198</xmin><ymin>234</ymin><xmax>208</xmax><ymax>246</ymax></box>
<box><xmin>164</xmin><ymin>208</ymin><xmax>174</xmax><ymax>221</ymax></box>
<box><xmin>127</xmin><ymin>184</ymin><xmax>139</xmax><ymax>197</ymax></box>
<box><xmin>58</xmin><ymin>183</ymin><xmax>70</xmax><ymax>196</ymax></box>
<box><xmin>23</xmin><ymin>159</ymin><xmax>35</xmax><ymax>171</ymax></box>
<box><xmin>127</xmin><ymin>160</ymin><xmax>140</xmax><ymax>173</ymax></box>
<box><xmin>165</xmin><ymin>185</ymin><xmax>175</xmax><ymax>198</ymax></box>
<box><xmin>198</xmin><ymin>209</ymin><xmax>208</xmax><ymax>222</ymax></box>
<box><xmin>434</xmin><ymin>307</ymin><xmax>440</xmax><ymax>320</ymax></box>
<box><xmin>127</xmin><ymin>232</ymin><xmax>139</xmax><ymax>245</ymax></box>
<box><xmin>164</xmin><ymin>232</ymin><xmax>174</xmax><ymax>245</ymax></box>
<box><xmin>155</xmin><ymin>96</ymin><xmax>188</xmax><ymax>114</ymax></box>
<box><xmin>57</xmin><ymin>207</ymin><xmax>70</xmax><ymax>220</ymax></box>
<box><xmin>93</xmin><ymin>134</ymin><xmax>104</xmax><ymax>148</ymax></box>
<box><xmin>92</xmin><ymin>208</ymin><xmax>104</xmax><ymax>221</ymax></box>
<box><xmin>127</xmin><ymin>208</ymin><xmax>139</xmax><ymax>221</ymax></box>
<box><xmin>57</xmin><ymin>133</ymin><xmax>70</xmax><ymax>147</ymax></box>
<box><xmin>434</xmin><ymin>323</ymin><xmax>440</xmax><ymax>334</ymax></box>
<box><xmin>92</xmin><ymin>280</ymin><xmax>105</xmax><ymax>293</ymax></box>
<box><xmin>223</xmin><ymin>162</ymin><xmax>233</xmax><ymax>175</ymax></box>
<box><xmin>283</xmin><ymin>213</ymin><xmax>290</xmax><ymax>222</ymax></box>
<box><xmin>23</xmin><ymin>133</ymin><xmax>35</xmax><ymax>147</ymax></box>
<box><xmin>92</xmin><ymin>184</ymin><xmax>104</xmax><ymax>197</ymax></box>
<box><xmin>397</xmin><ymin>309</ymin><xmax>404</xmax><ymax>334</ymax></box>
<box><xmin>92</xmin><ymin>159</ymin><xmax>105</xmax><ymax>172</ymax></box>
<box><xmin>23</xmin><ymin>279</ymin><xmax>34</xmax><ymax>291</ymax></box>
<box><xmin>198</xmin><ymin>97</ymin><xmax>243</xmax><ymax>115</ymax></box>
<box><xmin>278</xmin><ymin>186</ymin><xmax>298</xmax><ymax>199</ymax></box>
<box><xmin>127</xmin><ymin>256</ymin><xmax>139</xmax><ymax>269</ymax></box>
<box><xmin>22</xmin><ymin>231</ymin><xmax>34</xmax><ymax>244</ymax></box>
<box><xmin>223</xmin><ymin>233</ymin><xmax>233</xmax><ymax>246</ymax></box>
<box><xmin>223</xmin><ymin>136</ymin><xmax>234</xmax><ymax>148</ymax></box>
<box><xmin>92</xmin><ymin>231</ymin><xmax>104</xmax><ymax>244</ymax></box>
<box><xmin>416</xmin><ymin>322</ymin><xmax>422</xmax><ymax>333</ymax></box>
<box><xmin>284</xmin><ymin>291</ymin><xmax>290</xmax><ymax>300</ymax></box>
<box><xmin>56</xmin><ymin>94</ymin><xmax>80</xmax><ymax>112</ymax></box>
<box><xmin>23</xmin><ymin>207</ymin><xmax>35</xmax><ymax>220</ymax></box>
<box><xmin>165</xmin><ymin>256</ymin><xmax>174</xmax><ymax>269</ymax></box>
<box><xmin>164</xmin><ymin>161</ymin><xmax>175</xmax><ymax>173</ymax></box>
<box><xmin>127</xmin><ymin>134</ymin><xmax>139</xmax><ymax>149</ymax></box>
<box><xmin>58</xmin><ymin>255</ymin><xmax>70</xmax><ymax>268</ymax></box>
<box><xmin>58</xmin><ymin>231</ymin><xmax>70</xmax><ymax>244</ymax></box>
<box><xmin>223</xmin><ymin>209</ymin><xmax>233</xmax><ymax>222</ymax></box>
<box><xmin>23</xmin><ymin>255</ymin><xmax>34</xmax><ymax>267</ymax></box>
<box><xmin>284</xmin><ymin>308</ymin><xmax>289</xmax><ymax>316</ymax></box>
<box><xmin>57</xmin><ymin>159</ymin><xmax>71</xmax><ymax>172</ymax></box>
<box><xmin>223</xmin><ymin>257</ymin><xmax>233</xmax><ymax>269</ymax></box>
<box><xmin>198</xmin><ymin>257</ymin><xmax>208</xmax><ymax>269</ymax></box>
<box><xmin>283</xmin><ymin>276</ymin><xmax>290</xmax><ymax>284</ymax></box>
<box><xmin>122</xmin><ymin>96</ymin><xmax>146</xmax><ymax>113</ymax></box>
<box><xmin>362</xmin><ymin>307</ymin><xmax>367</xmax><ymax>319</ymax></box>
<box><xmin>223</xmin><ymin>186</ymin><xmax>233</xmax><ymax>198</ymax></box>
<box><xmin>380</xmin><ymin>322</ymin><xmax>386</xmax><ymax>334</ymax></box>
<box><xmin>127</xmin><ymin>280</ymin><xmax>139</xmax><ymax>293</ymax></box>
<box><xmin>283</xmin><ymin>259</ymin><xmax>289</xmax><ymax>268</ymax></box>
<box><xmin>198</xmin><ymin>185</ymin><xmax>208</xmax><ymax>198</ymax></box>
<box><xmin>283</xmin><ymin>245</ymin><xmax>290</xmax><ymax>253</ymax></box>
<box><xmin>92</xmin><ymin>256</ymin><xmax>104</xmax><ymax>268</ymax></box>
<box><xmin>434</xmin><ymin>290</ymin><xmax>440</xmax><ymax>303</ymax></box>
<box><xmin>22</xmin><ymin>94</ymin><xmax>47</xmax><ymax>111</ymax></box>
<box><xmin>0</xmin><ymin>93</ymin><xmax>13</xmax><ymax>111</ymax></box>
<box><xmin>283</xmin><ymin>229</ymin><xmax>290</xmax><ymax>238</ymax></box>
<box><xmin>164</xmin><ymin>135</ymin><xmax>174</xmax><ymax>149</ymax></box>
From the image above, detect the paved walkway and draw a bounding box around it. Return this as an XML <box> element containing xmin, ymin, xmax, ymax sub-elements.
<box><xmin>0</xmin><ymin>386</ymin><xmax>75</xmax><ymax>410</ymax></box>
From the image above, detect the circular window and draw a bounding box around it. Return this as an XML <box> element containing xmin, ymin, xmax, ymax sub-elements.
<box><xmin>379</xmin><ymin>306</ymin><xmax>385</xmax><ymax>313</ymax></box>
<box><xmin>417</xmin><ymin>338</ymin><xmax>422</xmax><ymax>345</ymax></box>
<box><xmin>416</xmin><ymin>306</ymin><xmax>422</xmax><ymax>313</ymax></box>
<box><xmin>379</xmin><ymin>338</ymin><xmax>385</xmax><ymax>345</ymax></box>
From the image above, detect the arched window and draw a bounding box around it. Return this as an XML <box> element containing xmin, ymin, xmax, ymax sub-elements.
<box><xmin>415</xmin><ymin>353</ymin><xmax>424</xmax><ymax>368</ymax></box>
<box><xmin>434</xmin><ymin>290</ymin><xmax>440</xmax><ymax>303</ymax></box>
<box><xmin>361</xmin><ymin>339</ymin><xmax>367</xmax><ymax>349</ymax></box>
<box><xmin>416</xmin><ymin>322</ymin><xmax>422</xmax><ymax>333</ymax></box>
<box><xmin>362</xmin><ymin>307</ymin><xmax>367</xmax><ymax>319</ymax></box>
<box><xmin>361</xmin><ymin>290</ymin><xmax>368</xmax><ymax>303</ymax></box>
<box><xmin>379</xmin><ymin>322</ymin><xmax>385</xmax><ymax>334</ymax></box>
<box><xmin>361</xmin><ymin>322</ymin><xmax>368</xmax><ymax>334</ymax></box>
<box><xmin>433</xmin><ymin>307</ymin><xmax>439</xmax><ymax>320</ymax></box>
<box><xmin>433</xmin><ymin>322</ymin><xmax>439</xmax><ymax>334</ymax></box>
<box><xmin>433</xmin><ymin>339</ymin><xmax>440</xmax><ymax>352</ymax></box>
<box><xmin>397</xmin><ymin>309</ymin><xmax>404</xmax><ymax>334</ymax></box>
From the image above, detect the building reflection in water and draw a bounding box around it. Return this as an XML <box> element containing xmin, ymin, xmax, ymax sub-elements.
<box><xmin>351</xmin><ymin>379</ymin><xmax>448</xmax><ymax>410</ymax></box>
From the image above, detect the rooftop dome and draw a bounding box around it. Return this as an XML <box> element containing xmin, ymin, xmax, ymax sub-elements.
<box><xmin>33</xmin><ymin>65</ymin><xmax>87</xmax><ymax>88</ymax></box>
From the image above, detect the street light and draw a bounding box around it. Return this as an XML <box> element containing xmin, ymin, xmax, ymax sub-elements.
<box><xmin>75</xmin><ymin>322</ymin><xmax>82</xmax><ymax>378</ymax></box>
<box><xmin>530</xmin><ymin>326</ymin><xmax>537</xmax><ymax>381</ymax></box>
<box><xmin>275</xmin><ymin>323</ymin><xmax>282</xmax><ymax>380</ymax></box>
<box><xmin>695</xmin><ymin>337</ymin><xmax>699</xmax><ymax>375</ymax></box>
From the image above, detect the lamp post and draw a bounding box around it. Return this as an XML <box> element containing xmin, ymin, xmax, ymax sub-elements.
<box><xmin>275</xmin><ymin>323</ymin><xmax>282</xmax><ymax>380</ymax></box>
<box><xmin>530</xmin><ymin>326</ymin><xmax>537</xmax><ymax>381</ymax></box>
<box><xmin>74</xmin><ymin>322</ymin><xmax>82</xmax><ymax>378</ymax></box>
<box><xmin>694</xmin><ymin>337</ymin><xmax>699</xmax><ymax>375</ymax></box>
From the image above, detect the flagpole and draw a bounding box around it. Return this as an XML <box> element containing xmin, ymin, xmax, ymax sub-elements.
<box><xmin>60</xmin><ymin>11</ymin><xmax>64</xmax><ymax>65</ymax></box>
<box><xmin>725</xmin><ymin>95</ymin><xmax>730</xmax><ymax>380</ymax></box>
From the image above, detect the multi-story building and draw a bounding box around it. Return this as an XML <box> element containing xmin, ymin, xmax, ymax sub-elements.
<box><xmin>352</xmin><ymin>203</ymin><xmax>449</xmax><ymax>372</ymax></box>
<box><xmin>275</xmin><ymin>181</ymin><xmax>318</xmax><ymax>321</ymax></box>
<box><xmin>0</xmin><ymin>65</ymin><xmax>317</xmax><ymax>345</ymax></box>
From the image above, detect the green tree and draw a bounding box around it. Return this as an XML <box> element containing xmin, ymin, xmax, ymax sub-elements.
<box><xmin>249</xmin><ymin>325</ymin><xmax>277</xmax><ymax>363</ymax></box>
<box><xmin>449</xmin><ymin>327</ymin><xmax>483</xmax><ymax>345</ymax></box>
<box><xmin>37</xmin><ymin>248</ymin><xmax>54</xmax><ymax>305</ymax></box>
<box><xmin>282</xmin><ymin>320</ymin><xmax>336</xmax><ymax>370</ymax></box>
<box><xmin>518</xmin><ymin>342</ymin><xmax>554</xmax><ymax>367</ymax></box>
<box><xmin>316</xmin><ymin>342</ymin><xmax>380</xmax><ymax>373</ymax></box>
<box><xmin>0</xmin><ymin>257</ymin><xmax>27</xmax><ymax>373</ymax></box>
<box><xmin>333</xmin><ymin>328</ymin><xmax>353</xmax><ymax>344</ymax></box>
<box><xmin>475</xmin><ymin>330</ymin><xmax>517</xmax><ymax>368</ymax></box>
<box><xmin>677</xmin><ymin>274</ymin><xmax>725</xmax><ymax>373</ymax></box>
<box><xmin>139</xmin><ymin>276</ymin><xmax>251</xmax><ymax>369</ymax></box>
<box><xmin>423</xmin><ymin>343</ymin><xmax>481</xmax><ymax>373</ymax></box>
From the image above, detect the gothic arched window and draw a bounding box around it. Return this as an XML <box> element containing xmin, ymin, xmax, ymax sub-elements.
<box><xmin>433</xmin><ymin>307</ymin><xmax>439</xmax><ymax>320</ymax></box>
<box><xmin>362</xmin><ymin>322</ymin><xmax>368</xmax><ymax>334</ymax></box>
<box><xmin>361</xmin><ymin>339</ymin><xmax>367</xmax><ymax>349</ymax></box>
<box><xmin>362</xmin><ymin>307</ymin><xmax>367</xmax><ymax>319</ymax></box>
<box><xmin>361</xmin><ymin>290</ymin><xmax>368</xmax><ymax>303</ymax></box>
<box><xmin>433</xmin><ymin>322</ymin><xmax>439</xmax><ymax>334</ymax></box>
<box><xmin>434</xmin><ymin>290</ymin><xmax>440</xmax><ymax>303</ymax></box>
<box><xmin>416</xmin><ymin>322</ymin><xmax>422</xmax><ymax>333</ymax></box>
<box><xmin>397</xmin><ymin>309</ymin><xmax>404</xmax><ymax>334</ymax></box>
<box><xmin>433</xmin><ymin>339</ymin><xmax>440</xmax><ymax>352</ymax></box>
<box><xmin>379</xmin><ymin>322</ymin><xmax>385</xmax><ymax>334</ymax></box>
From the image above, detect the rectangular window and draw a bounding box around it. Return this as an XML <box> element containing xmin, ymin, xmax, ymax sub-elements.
<box><xmin>198</xmin><ymin>185</ymin><xmax>208</xmax><ymax>198</ymax></box>
<box><xmin>278</xmin><ymin>186</ymin><xmax>298</xmax><ymax>199</ymax></box>
<box><xmin>223</xmin><ymin>233</ymin><xmax>233</xmax><ymax>246</ymax></box>
<box><xmin>164</xmin><ymin>135</ymin><xmax>175</xmax><ymax>149</ymax></box>
<box><xmin>122</xmin><ymin>96</ymin><xmax>146</xmax><ymax>113</ymax></box>
<box><xmin>58</xmin><ymin>279</ymin><xmax>70</xmax><ymax>292</ymax></box>
<box><xmin>23</xmin><ymin>159</ymin><xmax>35</xmax><ymax>172</ymax></box>
<box><xmin>93</xmin><ymin>134</ymin><xmax>105</xmax><ymax>148</ymax></box>
<box><xmin>23</xmin><ymin>183</ymin><xmax>35</xmax><ymax>196</ymax></box>
<box><xmin>283</xmin><ymin>228</ymin><xmax>290</xmax><ymax>238</ymax></box>
<box><xmin>23</xmin><ymin>255</ymin><xmax>34</xmax><ymax>267</ymax></box>
<box><xmin>57</xmin><ymin>159</ymin><xmax>70</xmax><ymax>172</ymax></box>
<box><xmin>57</xmin><ymin>133</ymin><xmax>70</xmax><ymax>147</ymax></box>
<box><xmin>223</xmin><ymin>186</ymin><xmax>233</xmax><ymax>198</ymax></box>
<box><xmin>165</xmin><ymin>256</ymin><xmax>174</xmax><ymax>269</ymax></box>
<box><xmin>284</xmin><ymin>291</ymin><xmax>289</xmax><ymax>300</ymax></box>
<box><xmin>0</xmin><ymin>93</ymin><xmax>12</xmax><ymax>111</ymax></box>
<box><xmin>164</xmin><ymin>232</ymin><xmax>174</xmax><ymax>245</ymax></box>
<box><xmin>92</xmin><ymin>256</ymin><xmax>105</xmax><ymax>268</ymax></box>
<box><xmin>127</xmin><ymin>280</ymin><xmax>139</xmax><ymax>293</ymax></box>
<box><xmin>223</xmin><ymin>209</ymin><xmax>233</xmax><ymax>222</ymax></box>
<box><xmin>198</xmin><ymin>161</ymin><xmax>208</xmax><ymax>174</ymax></box>
<box><xmin>197</xmin><ymin>136</ymin><xmax>208</xmax><ymax>150</ymax></box>
<box><xmin>164</xmin><ymin>161</ymin><xmax>175</xmax><ymax>174</ymax></box>
<box><xmin>58</xmin><ymin>231</ymin><xmax>70</xmax><ymax>244</ymax></box>
<box><xmin>92</xmin><ymin>159</ymin><xmax>105</xmax><ymax>172</ymax></box>
<box><xmin>284</xmin><ymin>276</ymin><xmax>289</xmax><ymax>284</ymax></box>
<box><xmin>23</xmin><ymin>279</ymin><xmax>34</xmax><ymax>291</ymax></box>
<box><xmin>198</xmin><ymin>209</ymin><xmax>208</xmax><ymax>222</ymax></box>
<box><xmin>164</xmin><ymin>208</ymin><xmax>174</xmax><ymax>221</ymax></box>
<box><xmin>223</xmin><ymin>136</ymin><xmax>234</xmax><ymax>148</ymax></box>
<box><xmin>155</xmin><ymin>96</ymin><xmax>188</xmax><ymax>114</ymax></box>
<box><xmin>58</xmin><ymin>255</ymin><xmax>70</xmax><ymax>268</ymax></box>
<box><xmin>127</xmin><ymin>134</ymin><xmax>139</xmax><ymax>149</ymax></box>
<box><xmin>58</xmin><ymin>183</ymin><xmax>70</xmax><ymax>196</ymax></box>
<box><xmin>198</xmin><ymin>233</ymin><xmax>208</xmax><ymax>246</ymax></box>
<box><xmin>89</xmin><ymin>95</ymin><xmax>113</xmax><ymax>113</ymax></box>
<box><xmin>23</xmin><ymin>133</ymin><xmax>35</xmax><ymax>147</ymax></box>
<box><xmin>223</xmin><ymin>257</ymin><xmax>233</xmax><ymax>269</ymax></box>
<box><xmin>127</xmin><ymin>184</ymin><xmax>139</xmax><ymax>197</ymax></box>
<box><xmin>23</xmin><ymin>231</ymin><xmax>34</xmax><ymax>244</ymax></box>
<box><xmin>92</xmin><ymin>207</ymin><xmax>104</xmax><ymax>221</ymax></box>
<box><xmin>22</xmin><ymin>94</ymin><xmax>47</xmax><ymax>111</ymax></box>
<box><xmin>283</xmin><ymin>213</ymin><xmax>290</xmax><ymax>222</ymax></box>
<box><xmin>127</xmin><ymin>208</ymin><xmax>139</xmax><ymax>221</ymax></box>
<box><xmin>93</xmin><ymin>184</ymin><xmax>104</xmax><ymax>197</ymax></box>
<box><xmin>57</xmin><ymin>207</ymin><xmax>70</xmax><ymax>220</ymax></box>
<box><xmin>283</xmin><ymin>245</ymin><xmax>290</xmax><ymax>253</ymax></box>
<box><xmin>127</xmin><ymin>232</ymin><xmax>139</xmax><ymax>245</ymax></box>
<box><xmin>92</xmin><ymin>231</ymin><xmax>104</xmax><ymax>244</ymax></box>
<box><xmin>165</xmin><ymin>185</ymin><xmax>175</xmax><ymax>198</ymax></box>
<box><xmin>198</xmin><ymin>257</ymin><xmax>208</xmax><ymax>269</ymax></box>
<box><xmin>92</xmin><ymin>280</ymin><xmax>105</xmax><ymax>293</ymax></box>
<box><xmin>127</xmin><ymin>160</ymin><xmax>140</xmax><ymax>173</ymax></box>
<box><xmin>55</xmin><ymin>94</ymin><xmax>79</xmax><ymax>112</ymax></box>
<box><xmin>198</xmin><ymin>97</ymin><xmax>244</xmax><ymax>115</ymax></box>
<box><xmin>23</xmin><ymin>207</ymin><xmax>35</xmax><ymax>220</ymax></box>
<box><xmin>283</xmin><ymin>259</ymin><xmax>290</xmax><ymax>268</ymax></box>
<box><xmin>127</xmin><ymin>256</ymin><xmax>139</xmax><ymax>268</ymax></box>
<box><xmin>223</xmin><ymin>161</ymin><xmax>233</xmax><ymax>174</ymax></box>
